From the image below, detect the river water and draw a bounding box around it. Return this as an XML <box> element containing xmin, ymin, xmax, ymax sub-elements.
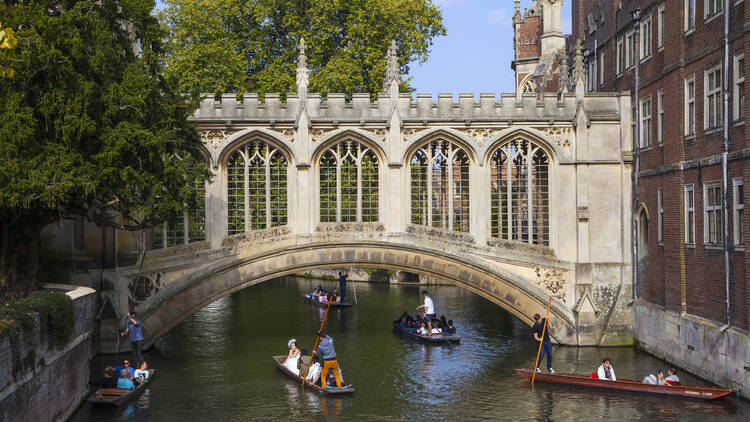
<box><xmin>72</xmin><ymin>276</ymin><xmax>748</xmax><ymax>421</ymax></box>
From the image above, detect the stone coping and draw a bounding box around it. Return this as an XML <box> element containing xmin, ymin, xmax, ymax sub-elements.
<box><xmin>40</xmin><ymin>283</ymin><xmax>96</xmax><ymax>300</ymax></box>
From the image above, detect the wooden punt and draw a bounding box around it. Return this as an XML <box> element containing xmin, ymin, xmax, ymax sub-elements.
<box><xmin>515</xmin><ymin>369</ymin><xmax>735</xmax><ymax>401</ymax></box>
<box><xmin>88</xmin><ymin>369</ymin><xmax>155</xmax><ymax>406</ymax></box>
<box><xmin>272</xmin><ymin>356</ymin><xmax>354</xmax><ymax>396</ymax></box>
<box><xmin>392</xmin><ymin>322</ymin><xmax>461</xmax><ymax>343</ymax></box>
<box><xmin>302</xmin><ymin>295</ymin><xmax>352</xmax><ymax>308</ymax></box>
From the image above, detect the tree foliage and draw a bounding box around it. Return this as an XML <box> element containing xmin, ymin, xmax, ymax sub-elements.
<box><xmin>159</xmin><ymin>0</ymin><xmax>446</xmax><ymax>95</ymax></box>
<box><xmin>0</xmin><ymin>0</ymin><xmax>209</xmax><ymax>298</ymax></box>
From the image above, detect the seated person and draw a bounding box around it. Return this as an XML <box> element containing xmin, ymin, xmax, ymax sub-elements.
<box><xmin>446</xmin><ymin>320</ymin><xmax>456</xmax><ymax>334</ymax></box>
<box><xmin>114</xmin><ymin>360</ymin><xmax>135</xmax><ymax>379</ymax></box>
<box><xmin>643</xmin><ymin>368</ymin><xmax>680</xmax><ymax>385</ymax></box>
<box><xmin>430</xmin><ymin>325</ymin><xmax>442</xmax><ymax>335</ymax></box>
<box><xmin>89</xmin><ymin>366</ymin><xmax>117</xmax><ymax>389</ymax></box>
<box><xmin>329</xmin><ymin>290</ymin><xmax>340</xmax><ymax>303</ymax></box>
<box><xmin>597</xmin><ymin>357</ymin><xmax>616</xmax><ymax>381</ymax></box>
<box><xmin>394</xmin><ymin>311</ymin><xmax>409</xmax><ymax>327</ymax></box>
<box><xmin>417</xmin><ymin>321</ymin><xmax>428</xmax><ymax>335</ymax></box>
<box><xmin>133</xmin><ymin>361</ymin><xmax>149</xmax><ymax>383</ymax></box>
<box><xmin>318</xmin><ymin>290</ymin><xmax>328</xmax><ymax>302</ymax></box>
<box><xmin>116</xmin><ymin>368</ymin><xmax>135</xmax><ymax>390</ymax></box>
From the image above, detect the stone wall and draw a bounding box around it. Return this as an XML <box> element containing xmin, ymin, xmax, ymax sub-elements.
<box><xmin>296</xmin><ymin>268</ymin><xmax>438</xmax><ymax>285</ymax></box>
<box><xmin>0</xmin><ymin>284</ymin><xmax>96</xmax><ymax>422</ymax></box>
<box><xmin>633</xmin><ymin>299</ymin><xmax>750</xmax><ymax>399</ymax></box>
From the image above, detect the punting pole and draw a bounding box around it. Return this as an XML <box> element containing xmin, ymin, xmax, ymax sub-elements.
<box><xmin>531</xmin><ymin>296</ymin><xmax>552</xmax><ymax>386</ymax></box>
<box><xmin>301</xmin><ymin>299</ymin><xmax>333</xmax><ymax>390</ymax></box>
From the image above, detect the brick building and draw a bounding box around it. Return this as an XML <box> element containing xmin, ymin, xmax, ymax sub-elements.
<box><xmin>570</xmin><ymin>0</ymin><xmax>748</xmax><ymax>392</ymax></box>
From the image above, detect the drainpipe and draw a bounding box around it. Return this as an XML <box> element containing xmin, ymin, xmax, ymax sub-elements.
<box><xmin>720</xmin><ymin>0</ymin><xmax>732</xmax><ymax>329</ymax></box>
<box><xmin>632</xmin><ymin>8</ymin><xmax>641</xmax><ymax>301</ymax></box>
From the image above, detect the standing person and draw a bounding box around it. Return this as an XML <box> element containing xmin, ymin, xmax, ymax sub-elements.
<box><xmin>316</xmin><ymin>331</ymin><xmax>343</xmax><ymax>389</ymax></box>
<box><xmin>338</xmin><ymin>271</ymin><xmax>349</xmax><ymax>303</ymax></box>
<box><xmin>121</xmin><ymin>311</ymin><xmax>144</xmax><ymax>367</ymax></box>
<box><xmin>597</xmin><ymin>357</ymin><xmax>616</xmax><ymax>380</ymax></box>
<box><xmin>416</xmin><ymin>290</ymin><xmax>436</xmax><ymax>335</ymax></box>
<box><xmin>532</xmin><ymin>313</ymin><xmax>554</xmax><ymax>373</ymax></box>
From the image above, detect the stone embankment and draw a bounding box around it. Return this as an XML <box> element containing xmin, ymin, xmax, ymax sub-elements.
<box><xmin>0</xmin><ymin>284</ymin><xmax>96</xmax><ymax>422</ymax></box>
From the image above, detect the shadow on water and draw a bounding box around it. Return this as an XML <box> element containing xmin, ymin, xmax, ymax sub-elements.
<box><xmin>71</xmin><ymin>276</ymin><xmax>749</xmax><ymax>421</ymax></box>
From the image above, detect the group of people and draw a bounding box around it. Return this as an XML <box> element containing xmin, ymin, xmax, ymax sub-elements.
<box><xmin>281</xmin><ymin>332</ymin><xmax>346</xmax><ymax>389</ymax></box>
<box><xmin>306</xmin><ymin>285</ymin><xmax>342</xmax><ymax>304</ymax></box>
<box><xmin>90</xmin><ymin>359</ymin><xmax>150</xmax><ymax>391</ymax></box>
<box><xmin>392</xmin><ymin>290</ymin><xmax>456</xmax><ymax>336</ymax></box>
<box><xmin>530</xmin><ymin>313</ymin><xmax>680</xmax><ymax>386</ymax></box>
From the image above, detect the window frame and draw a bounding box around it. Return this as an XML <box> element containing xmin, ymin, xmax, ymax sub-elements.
<box><xmin>704</xmin><ymin>64</ymin><xmax>723</xmax><ymax>130</ymax></box>
<box><xmin>734</xmin><ymin>54</ymin><xmax>745</xmax><ymax>122</ymax></box>
<box><xmin>616</xmin><ymin>36</ymin><xmax>624</xmax><ymax>76</ymax></box>
<box><xmin>734</xmin><ymin>178</ymin><xmax>744</xmax><ymax>246</ymax></box>
<box><xmin>685</xmin><ymin>0</ymin><xmax>695</xmax><ymax>33</ymax></box>
<box><xmin>599</xmin><ymin>50</ymin><xmax>605</xmax><ymax>87</ymax></box>
<box><xmin>685</xmin><ymin>184</ymin><xmax>695</xmax><ymax>245</ymax></box>
<box><xmin>703</xmin><ymin>181</ymin><xmax>723</xmax><ymax>246</ymax></box>
<box><xmin>657</xmin><ymin>89</ymin><xmax>664</xmax><ymax>145</ymax></box>
<box><xmin>626</xmin><ymin>30</ymin><xmax>635</xmax><ymax>69</ymax></box>
<box><xmin>657</xmin><ymin>5</ymin><xmax>665</xmax><ymax>51</ymax></box>
<box><xmin>657</xmin><ymin>188</ymin><xmax>664</xmax><ymax>243</ymax></box>
<box><xmin>640</xmin><ymin>15</ymin><xmax>652</xmax><ymax>61</ymax></box>
<box><xmin>704</xmin><ymin>0</ymin><xmax>723</xmax><ymax>19</ymax></box>
<box><xmin>685</xmin><ymin>76</ymin><xmax>696</xmax><ymax>136</ymax></box>
<box><xmin>641</xmin><ymin>96</ymin><xmax>653</xmax><ymax>148</ymax></box>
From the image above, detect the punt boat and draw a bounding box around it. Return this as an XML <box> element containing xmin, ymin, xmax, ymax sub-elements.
<box><xmin>88</xmin><ymin>369</ymin><xmax>156</xmax><ymax>406</ymax></box>
<box><xmin>302</xmin><ymin>295</ymin><xmax>352</xmax><ymax>308</ymax></box>
<box><xmin>272</xmin><ymin>356</ymin><xmax>354</xmax><ymax>396</ymax></box>
<box><xmin>514</xmin><ymin>369</ymin><xmax>735</xmax><ymax>400</ymax></box>
<box><xmin>392</xmin><ymin>322</ymin><xmax>461</xmax><ymax>343</ymax></box>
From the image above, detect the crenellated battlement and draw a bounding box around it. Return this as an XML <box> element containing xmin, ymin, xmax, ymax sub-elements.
<box><xmin>192</xmin><ymin>91</ymin><xmax>627</xmax><ymax>123</ymax></box>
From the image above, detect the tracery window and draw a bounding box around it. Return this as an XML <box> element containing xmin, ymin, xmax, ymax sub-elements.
<box><xmin>319</xmin><ymin>140</ymin><xmax>379</xmax><ymax>223</ymax></box>
<box><xmin>490</xmin><ymin>138</ymin><xmax>549</xmax><ymax>246</ymax></box>
<box><xmin>226</xmin><ymin>141</ymin><xmax>288</xmax><ymax>235</ymax></box>
<box><xmin>152</xmin><ymin>157</ymin><xmax>207</xmax><ymax>249</ymax></box>
<box><xmin>409</xmin><ymin>140</ymin><xmax>470</xmax><ymax>232</ymax></box>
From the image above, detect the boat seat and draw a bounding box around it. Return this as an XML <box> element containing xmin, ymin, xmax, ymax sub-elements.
<box><xmin>589</xmin><ymin>373</ymin><xmax>598</xmax><ymax>379</ymax></box>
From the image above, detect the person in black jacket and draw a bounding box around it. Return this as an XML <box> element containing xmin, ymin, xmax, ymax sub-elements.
<box><xmin>89</xmin><ymin>366</ymin><xmax>117</xmax><ymax>388</ymax></box>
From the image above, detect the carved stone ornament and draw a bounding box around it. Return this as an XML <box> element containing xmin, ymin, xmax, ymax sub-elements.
<box><xmin>535</xmin><ymin>267</ymin><xmax>568</xmax><ymax>300</ymax></box>
<box><xmin>458</xmin><ymin>128</ymin><xmax>501</xmax><ymax>148</ymax></box>
<box><xmin>310</xmin><ymin>128</ymin><xmax>335</xmax><ymax>142</ymax></box>
<box><xmin>276</xmin><ymin>128</ymin><xmax>296</xmax><ymax>143</ymax></box>
<box><xmin>200</xmin><ymin>129</ymin><xmax>236</xmax><ymax>150</ymax></box>
<box><xmin>401</xmin><ymin>127</ymin><xmax>428</xmax><ymax>143</ymax></box>
<box><xmin>364</xmin><ymin>128</ymin><xmax>387</xmax><ymax>142</ymax></box>
<box><xmin>542</xmin><ymin>126</ymin><xmax>573</xmax><ymax>148</ymax></box>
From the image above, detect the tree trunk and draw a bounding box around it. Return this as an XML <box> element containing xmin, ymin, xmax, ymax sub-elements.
<box><xmin>0</xmin><ymin>214</ymin><xmax>44</xmax><ymax>301</ymax></box>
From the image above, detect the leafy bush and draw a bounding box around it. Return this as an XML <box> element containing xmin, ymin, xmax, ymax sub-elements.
<box><xmin>0</xmin><ymin>290</ymin><xmax>74</xmax><ymax>347</ymax></box>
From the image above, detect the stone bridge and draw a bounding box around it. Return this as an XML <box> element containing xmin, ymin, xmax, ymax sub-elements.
<box><xmin>101</xmin><ymin>42</ymin><xmax>634</xmax><ymax>348</ymax></box>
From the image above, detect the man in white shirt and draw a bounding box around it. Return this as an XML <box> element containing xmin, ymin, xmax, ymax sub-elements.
<box><xmin>416</xmin><ymin>290</ymin><xmax>437</xmax><ymax>335</ymax></box>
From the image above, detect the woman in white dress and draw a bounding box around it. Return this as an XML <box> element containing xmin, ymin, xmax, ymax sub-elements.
<box><xmin>282</xmin><ymin>339</ymin><xmax>301</xmax><ymax>376</ymax></box>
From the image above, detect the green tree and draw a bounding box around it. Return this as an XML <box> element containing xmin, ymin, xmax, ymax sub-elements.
<box><xmin>0</xmin><ymin>0</ymin><xmax>210</xmax><ymax>299</ymax></box>
<box><xmin>160</xmin><ymin>0</ymin><xmax>445</xmax><ymax>95</ymax></box>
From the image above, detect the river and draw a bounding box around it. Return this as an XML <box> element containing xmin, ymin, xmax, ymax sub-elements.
<box><xmin>71</xmin><ymin>276</ymin><xmax>748</xmax><ymax>421</ymax></box>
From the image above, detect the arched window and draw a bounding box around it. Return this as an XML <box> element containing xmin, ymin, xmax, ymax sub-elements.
<box><xmin>490</xmin><ymin>138</ymin><xmax>549</xmax><ymax>245</ymax></box>
<box><xmin>226</xmin><ymin>141</ymin><xmax>288</xmax><ymax>235</ymax></box>
<box><xmin>319</xmin><ymin>140</ymin><xmax>379</xmax><ymax>223</ymax></box>
<box><xmin>521</xmin><ymin>78</ymin><xmax>535</xmax><ymax>94</ymax></box>
<box><xmin>152</xmin><ymin>156</ymin><xmax>207</xmax><ymax>249</ymax></box>
<box><xmin>409</xmin><ymin>139</ymin><xmax>470</xmax><ymax>232</ymax></box>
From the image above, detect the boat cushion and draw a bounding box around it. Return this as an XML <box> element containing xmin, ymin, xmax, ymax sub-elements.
<box><xmin>589</xmin><ymin>373</ymin><xmax>598</xmax><ymax>379</ymax></box>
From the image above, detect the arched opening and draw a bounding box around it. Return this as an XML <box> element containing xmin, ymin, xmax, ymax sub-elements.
<box><xmin>318</xmin><ymin>140</ymin><xmax>380</xmax><ymax>223</ymax></box>
<box><xmin>225</xmin><ymin>140</ymin><xmax>289</xmax><ymax>234</ymax></box>
<box><xmin>152</xmin><ymin>153</ymin><xmax>209</xmax><ymax>249</ymax></box>
<box><xmin>489</xmin><ymin>138</ymin><xmax>550</xmax><ymax>246</ymax></box>
<box><xmin>408</xmin><ymin>139</ymin><xmax>470</xmax><ymax>232</ymax></box>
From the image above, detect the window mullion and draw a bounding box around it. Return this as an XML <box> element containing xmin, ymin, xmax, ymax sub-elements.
<box><xmin>356</xmin><ymin>148</ymin><xmax>363</xmax><ymax>222</ymax></box>
<box><xmin>336</xmin><ymin>146</ymin><xmax>342</xmax><ymax>223</ymax></box>
<box><xmin>244</xmin><ymin>153</ymin><xmax>250</xmax><ymax>233</ymax></box>
<box><xmin>265</xmin><ymin>149</ymin><xmax>272</xmax><ymax>229</ymax></box>
<box><xmin>506</xmin><ymin>152</ymin><xmax>513</xmax><ymax>240</ymax></box>
<box><xmin>527</xmin><ymin>151</ymin><xmax>534</xmax><ymax>244</ymax></box>
<box><xmin>448</xmin><ymin>146</ymin><xmax>454</xmax><ymax>231</ymax></box>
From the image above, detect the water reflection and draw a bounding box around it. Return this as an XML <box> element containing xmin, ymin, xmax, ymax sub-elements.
<box><xmin>72</xmin><ymin>277</ymin><xmax>749</xmax><ymax>422</ymax></box>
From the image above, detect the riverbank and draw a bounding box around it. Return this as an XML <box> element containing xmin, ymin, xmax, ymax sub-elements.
<box><xmin>0</xmin><ymin>284</ymin><xmax>96</xmax><ymax>422</ymax></box>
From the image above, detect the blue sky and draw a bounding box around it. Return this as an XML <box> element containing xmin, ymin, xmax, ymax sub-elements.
<box><xmin>155</xmin><ymin>0</ymin><xmax>571</xmax><ymax>95</ymax></box>
<box><xmin>409</xmin><ymin>0</ymin><xmax>571</xmax><ymax>94</ymax></box>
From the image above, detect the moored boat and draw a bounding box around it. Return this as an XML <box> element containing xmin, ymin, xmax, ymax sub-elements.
<box><xmin>272</xmin><ymin>355</ymin><xmax>354</xmax><ymax>396</ymax></box>
<box><xmin>88</xmin><ymin>369</ymin><xmax>156</xmax><ymax>406</ymax></box>
<box><xmin>302</xmin><ymin>295</ymin><xmax>352</xmax><ymax>308</ymax></box>
<box><xmin>392</xmin><ymin>322</ymin><xmax>460</xmax><ymax>343</ymax></box>
<box><xmin>514</xmin><ymin>369</ymin><xmax>735</xmax><ymax>400</ymax></box>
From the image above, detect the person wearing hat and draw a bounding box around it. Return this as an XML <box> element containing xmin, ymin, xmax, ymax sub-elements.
<box><xmin>316</xmin><ymin>331</ymin><xmax>342</xmax><ymax>389</ymax></box>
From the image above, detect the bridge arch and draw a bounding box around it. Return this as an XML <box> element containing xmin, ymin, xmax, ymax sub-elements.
<box><xmin>135</xmin><ymin>240</ymin><xmax>577</xmax><ymax>348</ymax></box>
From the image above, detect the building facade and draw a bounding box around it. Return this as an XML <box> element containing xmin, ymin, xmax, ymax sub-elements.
<box><xmin>571</xmin><ymin>0</ymin><xmax>748</xmax><ymax>394</ymax></box>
